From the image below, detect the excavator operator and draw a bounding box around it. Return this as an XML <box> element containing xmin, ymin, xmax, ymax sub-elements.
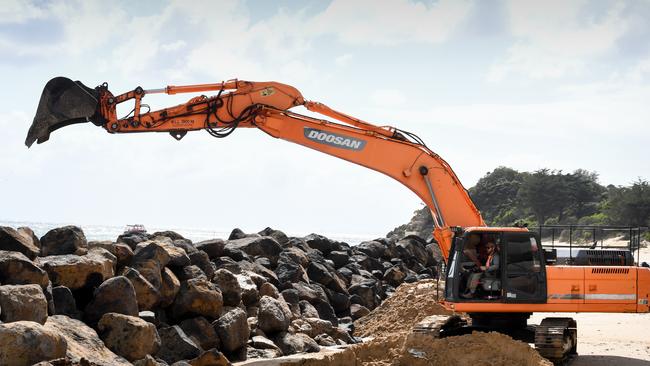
<box><xmin>462</xmin><ymin>241</ymin><xmax>500</xmax><ymax>298</ymax></box>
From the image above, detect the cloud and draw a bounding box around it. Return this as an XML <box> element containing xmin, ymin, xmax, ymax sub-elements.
<box><xmin>488</xmin><ymin>0</ymin><xmax>629</xmax><ymax>81</ymax></box>
<box><xmin>370</xmin><ymin>89</ymin><xmax>407</xmax><ymax>107</ymax></box>
<box><xmin>335</xmin><ymin>54</ymin><xmax>353</xmax><ymax>67</ymax></box>
<box><xmin>0</xmin><ymin>0</ymin><xmax>46</xmax><ymax>24</ymax></box>
<box><xmin>311</xmin><ymin>0</ymin><xmax>474</xmax><ymax>45</ymax></box>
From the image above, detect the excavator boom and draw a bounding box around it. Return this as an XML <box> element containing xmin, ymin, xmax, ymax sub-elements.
<box><xmin>25</xmin><ymin>76</ymin><xmax>485</xmax><ymax>260</ymax></box>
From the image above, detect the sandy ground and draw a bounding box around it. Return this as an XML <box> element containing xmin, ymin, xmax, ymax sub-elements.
<box><xmin>527</xmin><ymin>243</ymin><xmax>650</xmax><ymax>365</ymax></box>
<box><xmin>530</xmin><ymin>312</ymin><xmax>650</xmax><ymax>365</ymax></box>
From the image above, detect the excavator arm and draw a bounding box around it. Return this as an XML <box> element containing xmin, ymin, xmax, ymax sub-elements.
<box><xmin>26</xmin><ymin>77</ymin><xmax>485</xmax><ymax>261</ymax></box>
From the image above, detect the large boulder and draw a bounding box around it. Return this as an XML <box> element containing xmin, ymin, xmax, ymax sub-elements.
<box><xmin>156</xmin><ymin>325</ymin><xmax>202</xmax><ymax>364</ymax></box>
<box><xmin>257</xmin><ymin>295</ymin><xmax>292</xmax><ymax>334</ymax></box>
<box><xmin>40</xmin><ymin>226</ymin><xmax>88</xmax><ymax>256</ymax></box>
<box><xmin>292</xmin><ymin>282</ymin><xmax>329</xmax><ymax>305</ymax></box>
<box><xmin>188</xmin><ymin>349</ymin><xmax>231</xmax><ymax>366</ymax></box>
<box><xmin>98</xmin><ymin>313</ymin><xmax>161</xmax><ymax>361</ymax></box>
<box><xmin>396</xmin><ymin>235</ymin><xmax>433</xmax><ymax>266</ymax></box>
<box><xmin>172</xmin><ymin>278</ymin><xmax>223</xmax><ymax>320</ymax></box>
<box><xmin>303</xmin><ymin>234</ymin><xmax>338</xmax><ymax>255</ymax></box>
<box><xmin>235</xmin><ymin>273</ymin><xmax>260</xmax><ymax>307</ymax></box>
<box><xmin>212</xmin><ymin>268</ymin><xmax>241</xmax><ymax>307</ymax></box>
<box><xmin>356</xmin><ymin>240</ymin><xmax>386</xmax><ymax>259</ymax></box>
<box><xmin>279</xmin><ymin>247</ymin><xmax>310</xmax><ymax>267</ymax></box>
<box><xmin>271</xmin><ymin>332</ymin><xmax>320</xmax><ymax>355</ymax></box>
<box><xmin>258</xmin><ymin>227</ymin><xmax>290</xmax><ymax>246</ymax></box>
<box><xmin>327</xmin><ymin>251</ymin><xmax>350</xmax><ymax>268</ymax></box>
<box><xmin>0</xmin><ymin>284</ymin><xmax>48</xmax><ymax>324</ymax></box>
<box><xmin>225</xmin><ymin>236</ymin><xmax>283</xmax><ymax>264</ymax></box>
<box><xmin>275</xmin><ymin>260</ymin><xmax>308</xmax><ymax>286</ymax></box>
<box><xmin>133</xmin><ymin>259</ymin><xmax>163</xmax><ymax>290</ymax></box>
<box><xmin>189</xmin><ymin>250</ymin><xmax>215</xmax><ymax>279</ymax></box>
<box><xmin>0</xmin><ymin>321</ymin><xmax>67</xmax><ymax>365</ymax></box>
<box><xmin>17</xmin><ymin>227</ymin><xmax>40</xmax><ymax>249</ymax></box>
<box><xmin>350</xmin><ymin>303</ymin><xmax>370</xmax><ymax>320</ymax></box>
<box><xmin>0</xmin><ymin>250</ymin><xmax>49</xmax><ymax>288</ymax></box>
<box><xmin>85</xmin><ymin>276</ymin><xmax>139</xmax><ymax>325</ymax></box>
<box><xmin>213</xmin><ymin>308</ymin><xmax>250</xmax><ymax>352</ymax></box>
<box><xmin>38</xmin><ymin>248</ymin><xmax>116</xmax><ymax>290</ymax></box>
<box><xmin>179</xmin><ymin>317</ymin><xmax>220</xmax><ymax>351</ymax></box>
<box><xmin>151</xmin><ymin>231</ymin><xmax>186</xmax><ymax>241</ymax></box>
<box><xmin>307</xmin><ymin>261</ymin><xmax>334</xmax><ymax>286</ymax></box>
<box><xmin>45</xmin><ymin>315</ymin><xmax>131</xmax><ymax>365</ymax></box>
<box><xmin>89</xmin><ymin>241</ymin><xmax>134</xmax><ymax>268</ymax></box>
<box><xmin>348</xmin><ymin>281</ymin><xmax>380</xmax><ymax>310</ymax></box>
<box><xmin>195</xmin><ymin>239</ymin><xmax>225</xmax><ymax>259</ymax></box>
<box><xmin>52</xmin><ymin>286</ymin><xmax>79</xmax><ymax>318</ymax></box>
<box><xmin>117</xmin><ymin>232</ymin><xmax>149</xmax><ymax>250</ymax></box>
<box><xmin>0</xmin><ymin>226</ymin><xmax>40</xmax><ymax>259</ymax></box>
<box><xmin>123</xmin><ymin>267</ymin><xmax>160</xmax><ymax>311</ymax></box>
<box><xmin>134</xmin><ymin>239</ymin><xmax>191</xmax><ymax>268</ymax></box>
<box><xmin>159</xmin><ymin>266</ymin><xmax>180</xmax><ymax>308</ymax></box>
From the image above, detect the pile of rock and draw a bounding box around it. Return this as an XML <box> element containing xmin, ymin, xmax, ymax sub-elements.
<box><xmin>0</xmin><ymin>224</ymin><xmax>440</xmax><ymax>365</ymax></box>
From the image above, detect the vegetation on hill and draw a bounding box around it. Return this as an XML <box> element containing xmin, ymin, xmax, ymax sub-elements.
<box><xmin>388</xmin><ymin>167</ymin><xmax>650</xmax><ymax>241</ymax></box>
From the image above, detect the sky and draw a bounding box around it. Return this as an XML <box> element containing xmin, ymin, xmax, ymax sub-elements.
<box><xmin>0</xmin><ymin>0</ymin><xmax>649</xmax><ymax>238</ymax></box>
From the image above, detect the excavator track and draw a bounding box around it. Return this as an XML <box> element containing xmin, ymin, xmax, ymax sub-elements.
<box><xmin>534</xmin><ymin>317</ymin><xmax>577</xmax><ymax>364</ymax></box>
<box><xmin>405</xmin><ymin>314</ymin><xmax>466</xmax><ymax>349</ymax></box>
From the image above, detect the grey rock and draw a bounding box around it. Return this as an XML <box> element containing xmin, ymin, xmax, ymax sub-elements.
<box><xmin>213</xmin><ymin>307</ymin><xmax>249</xmax><ymax>352</ymax></box>
<box><xmin>85</xmin><ymin>276</ymin><xmax>139</xmax><ymax>325</ymax></box>
<box><xmin>350</xmin><ymin>303</ymin><xmax>370</xmax><ymax>320</ymax></box>
<box><xmin>195</xmin><ymin>239</ymin><xmax>225</xmax><ymax>259</ymax></box>
<box><xmin>171</xmin><ymin>279</ymin><xmax>223</xmax><ymax>320</ymax></box>
<box><xmin>327</xmin><ymin>251</ymin><xmax>350</xmax><ymax>268</ymax></box>
<box><xmin>271</xmin><ymin>332</ymin><xmax>320</xmax><ymax>355</ymax></box>
<box><xmin>123</xmin><ymin>267</ymin><xmax>160</xmax><ymax>311</ymax></box>
<box><xmin>235</xmin><ymin>273</ymin><xmax>259</xmax><ymax>307</ymax></box>
<box><xmin>98</xmin><ymin>312</ymin><xmax>161</xmax><ymax>361</ymax></box>
<box><xmin>0</xmin><ymin>320</ymin><xmax>67</xmax><ymax>365</ymax></box>
<box><xmin>38</xmin><ymin>249</ymin><xmax>116</xmax><ymax>290</ymax></box>
<box><xmin>189</xmin><ymin>251</ymin><xmax>214</xmax><ymax>279</ymax></box>
<box><xmin>257</xmin><ymin>295</ymin><xmax>292</xmax><ymax>334</ymax></box>
<box><xmin>52</xmin><ymin>286</ymin><xmax>79</xmax><ymax>318</ymax></box>
<box><xmin>0</xmin><ymin>284</ymin><xmax>48</xmax><ymax>324</ymax></box>
<box><xmin>0</xmin><ymin>226</ymin><xmax>40</xmax><ymax>259</ymax></box>
<box><xmin>212</xmin><ymin>269</ymin><xmax>241</xmax><ymax>306</ymax></box>
<box><xmin>159</xmin><ymin>267</ymin><xmax>181</xmax><ymax>308</ymax></box>
<box><xmin>40</xmin><ymin>225</ymin><xmax>88</xmax><ymax>256</ymax></box>
<box><xmin>156</xmin><ymin>325</ymin><xmax>202</xmax><ymax>363</ymax></box>
<box><xmin>188</xmin><ymin>348</ymin><xmax>231</xmax><ymax>366</ymax></box>
<box><xmin>225</xmin><ymin>236</ymin><xmax>283</xmax><ymax>264</ymax></box>
<box><xmin>0</xmin><ymin>250</ymin><xmax>49</xmax><ymax>288</ymax></box>
<box><xmin>179</xmin><ymin>316</ymin><xmax>220</xmax><ymax>351</ymax></box>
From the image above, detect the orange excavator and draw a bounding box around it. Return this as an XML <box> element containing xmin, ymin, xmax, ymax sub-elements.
<box><xmin>26</xmin><ymin>77</ymin><xmax>650</xmax><ymax>362</ymax></box>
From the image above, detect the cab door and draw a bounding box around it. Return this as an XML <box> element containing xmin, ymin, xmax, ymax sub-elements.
<box><xmin>503</xmin><ymin>232</ymin><xmax>547</xmax><ymax>303</ymax></box>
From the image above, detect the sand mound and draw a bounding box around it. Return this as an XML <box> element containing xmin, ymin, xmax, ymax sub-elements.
<box><xmin>355</xmin><ymin>280</ymin><xmax>452</xmax><ymax>338</ymax></box>
<box><xmin>349</xmin><ymin>280</ymin><xmax>551</xmax><ymax>366</ymax></box>
<box><xmin>400</xmin><ymin>331</ymin><xmax>552</xmax><ymax>366</ymax></box>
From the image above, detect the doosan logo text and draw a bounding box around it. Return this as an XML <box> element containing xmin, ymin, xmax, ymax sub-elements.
<box><xmin>304</xmin><ymin>128</ymin><xmax>367</xmax><ymax>151</ymax></box>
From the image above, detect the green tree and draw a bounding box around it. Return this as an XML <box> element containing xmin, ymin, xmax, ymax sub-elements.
<box><xmin>468</xmin><ymin>167</ymin><xmax>524</xmax><ymax>225</ymax></box>
<box><xmin>605</xmin><ymin>179</ymin><xmax>650</xmax><ymax>227</ymax></box>
<box><xmin>517</xmin><ymin>169</ymin><xmax>571</xmax><ymax>225</ymax></box>
<box><xmin>566</xmin><ymin>169</ymin><xmax>605</xmax><ymax>219</ymax></box>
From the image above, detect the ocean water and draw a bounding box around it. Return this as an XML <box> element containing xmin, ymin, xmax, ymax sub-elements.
<box><xmin>0</xmin><ymin>220</ymin><xmax>377</xmax><ymax>245</ymax></box>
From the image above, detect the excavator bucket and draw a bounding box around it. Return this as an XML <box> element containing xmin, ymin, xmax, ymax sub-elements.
<box><xmin>25</xmin><ymin>77</ymin><xmax>100</xmax><ymax>147</ymax></box>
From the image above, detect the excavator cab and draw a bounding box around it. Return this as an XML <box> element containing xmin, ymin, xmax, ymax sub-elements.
<box><xmin>445</xmin><ymin>229</ymin><xmax>547</xmax><ymax>303</ymax></box>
